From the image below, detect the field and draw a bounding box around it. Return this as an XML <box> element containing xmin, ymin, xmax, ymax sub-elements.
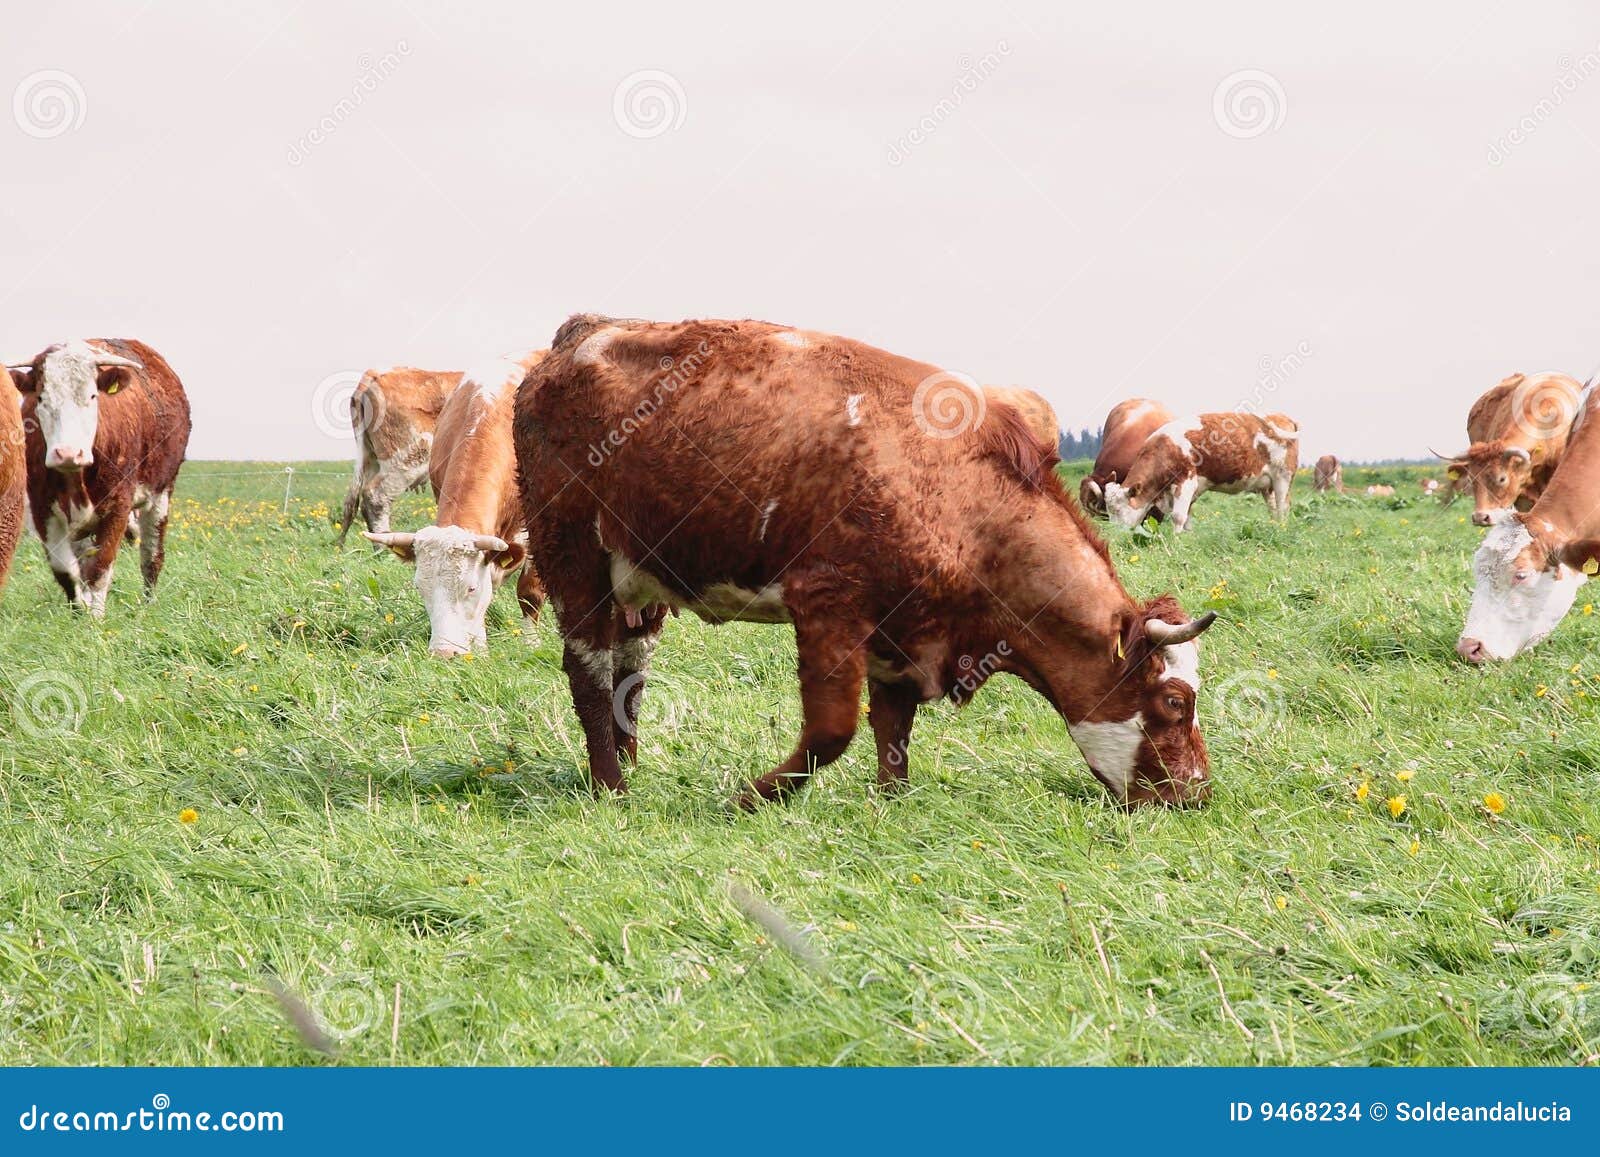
<box><xmin>1</xmin><ymin>460</ymin><xmax>1597</xmax><ymax>1066</ymax></box>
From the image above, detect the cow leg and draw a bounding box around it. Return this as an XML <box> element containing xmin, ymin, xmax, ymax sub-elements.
<box><xmin>77</xmin><ymin>500</ymin><xmax>132</xmax><ymax>617</ymax></box>
<box><xmin>515</xmin><ymin>561</ymin><xmax>547</xmax><ymax>638</ymax></box>
<box><xmin>334</xmin><ymin>453</ymin><xmax>372</xmax><ymax>546</ymax></box>
<box><xmin>868</xmin><ymin>677</ymin><xmax>921</xmax><ymax>792</ymax></box>
<box><xmin>138</xmin><ymin>488</ymin><xmax>172</xmax><ymax>596</ymax></box>
<box><xmin>1167</xmin><ymin>479</ymin><xmax>1199</xmax><ymax>533</ymax></box>
<box><xmin>548</xmin><ymin>540</ymin><xmax>629</xmax><ymax>793</ymax></box>
<box><xmin>738</xmin><ymin>603</ymin><xmax>868</xmax><ymax>809</ymax></box>
<box><xmin>42</xmin><ymin>505</ymin><xmax>84</xmax><ymax>606</ymax></box>
<box><xmin>612</xmin><ymin>608</ymin><xmax>666</xmax><ymax>764</ymax></box>
<box><xmin>359</xmin><ymin>460</ymin><xmax>413</xmax><ymax>537</ymax></box>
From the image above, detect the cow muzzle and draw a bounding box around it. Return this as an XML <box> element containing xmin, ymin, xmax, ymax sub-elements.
<box><xmin>46</xmin><ymin>446</ymin><xmax>93</xmax><ymax>471</ymax></box>
<box><xmin>1471</xmin><ymin>510</ymin><xmax>1496</xmax><ymax>527</ymax></box>
<box><xmin>1456</xmin><ymin>636</ymin><xmax>1488</xmax><ymax>664</ymax></box>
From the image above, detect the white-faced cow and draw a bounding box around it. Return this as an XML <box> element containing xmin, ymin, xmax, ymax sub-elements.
<box><xmin>334</xmin><ymin>367</ymin><xmax>464</xmax><ymax>545</ymax></box>
<box><xmin>1102</xmin><ymin>412</ymin><xmax>1299</xmax><ymax>533</ymax></box>
<box><xmin>0</xmin><ymin>368</ymin><xmax>25</xmax><ymax>594</ymax></box>
<box><xmin>515</xmin><ymin>315</ymin><xmax>1218</xmax><ymax>810</ymax></box>
<box><xmin>367</xmin><ymin>350</ymin><xmax>548</xmax><ymax>657</ymax></box>
<box><xmin>10</xmin><ymin>339</ymin><xmax>191</xmax><ymax>615</ymax></box>
<box><xmin>1080</xmin><ymin>398</ymin><xmax>1174</xmax><ymax>518</ymax></box>
<box><xmin>1458</xmin><ymin>385</ymin><xmax>1599</xmax><ymax>662</ymax></box>
<box><xmin>1447</xmin><ymin>371</ymin><xmax>1584</xmax><ymax>526</ymax></box>
<box><xmin>1313</xmin><ymin>454</ymin><xmax>1343</xmax><ymax>494</ymax></box>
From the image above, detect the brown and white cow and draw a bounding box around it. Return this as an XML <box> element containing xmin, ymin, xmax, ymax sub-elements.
<box><xmin>1458</xmin><ymin>384</ymin><xmax>1599</xmax><ymax>662</ymax></box>
<box><xmin>1448</xmin><ymin>371</ymin><xmax>1584</xmax><ymax>526</ymax></box>
<box><xmin>1313</xmin><ymin>454</ymin><xmax>1343</xmax><ymax>494</ymax></box>
<box><xmin>1365</xmin><ymin>484</ymin><xmax>1395</xmax><ymax>498</ymax></box>
<box><xmin>1102</xmin><ymin>412</ymin><xmax>1299</xmax><ymax>533</ymax></box>
<box><xmin>333</xmin><ymin>366</ymin><xmax>463</xmax><ymax>545</ymax></box>
<box><xmin>10</xmin><ymin>339</ymin><xmax>191</xmax><ymax>615</ymax></box>
<box><xmin>515</xmin><ymin>315</ymin><xmax>1218</xmax><ymax>810</ymax></box>
<box><xmin>982</xmin><ymin>385</ymin><xmax>1059</xmax><ymax>453</ymax></box>
<box><xmin>367</xmin><ymin>350</ymin><xmax>548</xmax><ymax>657</ymax></box>
<box><xmin>1080</xmin><ymin>398</ymin><xmax>1174</xmax><ymax>517</ymax></box>
<box><xmin>0</xmin><ymin>368</ymin><xmax>25</xmax><ymax>594</ymax></box>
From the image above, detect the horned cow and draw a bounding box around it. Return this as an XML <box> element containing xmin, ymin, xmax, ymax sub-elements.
<box><xmin>1080</xmin><ymin>398</ymin><xmax>1174</xmax><ymax>518</ymax></box>
<box><xmin>515</xmin><ymin>315</ymin><xmax>1217</xmax><ymax>810</ymax></box>
<box><xmin>367</xmin><ymin>350</ymin><xmax>548</xmax><ymax>657</ymax></box>
<box><xmin>334</xmin><ymin>367</ymin><xmax>463</xmax><ymax>545</ymax></box>
<box><xmin>1448</xmin><ymin>371</ymin><xmax>1583</xmax><ymax>526</ymax></box>
<box><xmin>11</xmin><ymin>339</ymin><xmax>191</xmax><ymax>615</ymax></box>
<box><xmin>1102</xmin><ymin>412</ymin><xmax>1300</xmax><ymax>532</ymax></box>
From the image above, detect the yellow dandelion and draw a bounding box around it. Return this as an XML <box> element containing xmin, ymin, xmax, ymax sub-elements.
<box><xmin>1356</xmin><ymin>780</ymin><xmax>1371</xmax><ymax>802</ymax></box>
<box><xmin>1128</xmin><ymin>553</ymin><xmax>1140</xmax><ymax>563</ymax></box>
<box><xmin>1585</xmin><ymin>604</ymin><xmax>1594</xmax><ymax>616</ymax></box>
<box><xmin>1408</xmin><ymin>839</ymin><xmax>1420</xmax><ymax>856</ymax></box>
<box><xmin>1267</xmin><ymin>669</ymin><xmax>1279</xmax><ymax>679</ymax></box>
<box><xmin>1274</xmin><ymin>894</ymin><xmax>1288</xmax><ymax>911</ymax></box>
<box><xmin>464</xmin><ymin>873</ymin><xmax>481</xmax><ymax>886</ymax></box>
<box><xmin>910</xmin><ymin>873</ymin><xmax>923</xmax><ymax>885</ymax></box>
<box><xmin>503</xmin><ymin>759</ymin><xmax>515</xmax><ymax>773</ymax></box>
<box><xmin>230</xmin><ymin>642</ymin><xmax>248</xmax><ymax>656</ymax></box>
<box><xmin>1535</xmin><ymin>685</ymin><xmax>1548</xmax><ymax>698</ymax></box>
<box><xmin>461</xmin><ymin>652</ymin><xmax>475</xmax><ymax>663</ymax></box>
<box><xmin>178</xmin><ymin>808</ymin><xmax>198</xmax><ymax>824</ymax></box>
<box><xmin>1387</xmin><ymin>795</ymin><xmax>1407</xmax><ymax>818</ymax></box>
<box><xmin>971</xmin><ymin>839</ymin><xmax>986</xmax><ymax>850</ymax></box>
<box><xmin>418</xmin><ymin>713</ymin><xmax>430</xmax><ymax>724</ymax></box>
<box><xmin>384</xmin><ymin>613</ymin><xmax>395</xmax><ymax>624</ymax></box>
<box><xmin>232</xmin><ymin>747</ymin><xmax>246</xmax><ymax>756</ymax></box>
<box><xmin>1396</xmin><ymin>769</ymin><xmax>1414</xmax><ymax>783</ymax></box>
<box><xmin>1483</xmin><ymin>792</ymin><xmax>1506</xmax><ymax>815</ymax></box>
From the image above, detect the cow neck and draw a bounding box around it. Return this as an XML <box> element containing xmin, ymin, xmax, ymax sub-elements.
<box><xmin>1528</xmin><ymin>401</ymin><xmax>1600</xmax><ymax>542</ymax></box>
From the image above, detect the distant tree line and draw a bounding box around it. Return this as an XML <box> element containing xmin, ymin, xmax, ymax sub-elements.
<box><xmin>1057</xmin><ymin>427</ymin><xmax>1103</xmax><ymax>461</ymax></box>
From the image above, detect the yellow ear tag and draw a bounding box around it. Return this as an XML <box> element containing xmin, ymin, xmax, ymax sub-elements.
<box><xmin>104</xmin><ymin>382</ymin><xmax>120</xmax><ymax>395</ymax></box>
<box><xmin>1584</xmin><ymin>558</ymin><xmax>1598</xmax><ymax>576</ymax></box>
<box><xmin>1446</xmin><ymin>469</ymin><xmax>1459</xmax><ymax>480</ymax></box>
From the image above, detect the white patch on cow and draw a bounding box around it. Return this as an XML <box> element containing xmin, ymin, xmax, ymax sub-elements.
<box><xmin>757</xmin><ymin>498</ymin><xmax>778</xmax><ymax>541</ymax></box>
<box><xmin>573</xmin><ymin>328</ymin><xmax>617</xmax><ymax>367</ymax></box>
<box><xmin>1152</xmin><ymin>417</ymin><xmax>1200</xmax><ymax>461</ymax></box>
<box><xmin>35</xmin><ymin>340</ymin><xmax>115</xmax><ymax>469</ymax></box>
<box><xmin>1167</xmin><ymin>474</ymin><xmax>1203</xmax><ymax>532</ymax></box>
<box><xmin>1102</xmin><ymin>480</ymin><xmax>1140</xmax><ymax>527</ymax></box>
<box><xmin>44</xmin><ymin>505</ymin><xmax>82</xmax><ymax>591</ymax></box>
<box><xmin>845</xmin><ymin>393</ymin><xmax>864</xmax><ymax>427</ymax></box>
<box><xmin>609</xmin><ymin>552</ymin><xmax>790</xmax><ymax>625</ymax></box>
<box><xmin>1253</xmin><ymin>431</ymin><xmax>1288</xmax><ymax>468</ymax></box>
<box><xmin>566</xmin><ymin>635</ymin><xmax>613</xmax><ymax>688</ymax></box>
<box><xmin>1067</xmin><ymin>714</ymin><xmax>1145</xmax><ymax>797</ymax></box>
<box><xmin>1460</xmin><ymin>516</ymin><xmax>1585</xmax><ymax>660</ymax></box>
<box><xmin>462</xmin><ymin>348</ymin><xmax>539</xmax><ymax>403</ymax></box>
<box><xmin>615</xmin><ymin>632</ymin><xmax>658</xmax><ymax>672</ymax></box>
<box><xmin>1161</xmin><ymin>641</ymin><xmax>1200</xmax><ymax>692</ymax></box>
<box><xmin>405</xmin><ymin>524</ymin><xmax>511</xmax><ymax>656</ymax></box>
<box><xmin>773</xmin><ymin>330</ymin><xmax>810</xmax><ymax>348</ymax></box>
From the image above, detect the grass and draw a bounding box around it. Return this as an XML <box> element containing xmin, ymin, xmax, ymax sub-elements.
<box><xmin>0</xmin><ymin>459</ymin><xmax>1597</xmax><ymax>1066</ymax></box>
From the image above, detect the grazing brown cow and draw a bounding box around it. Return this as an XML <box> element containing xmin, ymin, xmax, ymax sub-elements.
<box><xmin>0</xmin><ymin>368</ymin><xmax>25</xmax><ymax>594</ymax></box>
<box><xmin>1080</xmin><ymin>398</ymin><xmax>1173</xmax><ymax>517</ymax></box>
<box><xmin>1459</xmin><ymin>384</ymin><xmax>1600</xmax><ymax>662</ymax></box>
<box><xmin>367</xmin><ymin>349</ymin><xmax>549</xmax><ymax>657</ymax></box>
<box><xmin>1313</xmin><ymin>454</ymin><xmax>1343</xmax><ymax>494</ymax></box>
<box><xmin>982</xmin><ymin>386</ymin><xmax>1059</xmax><ymax>452</ymax></box>
<box><xmin>10</xmin><ymin>339</ymin><xmax>191</xmax><ymax>615</ymax></box>
<box><xmin>334</xmin><ymin>367</ymin><xmax>464</xmax><ymax>545</ymax></box>
<box><xmin>1103</xmin><ymin>412</ymin><xmax>1299</xmax><ymax>532</ymax></box>
<box><xmin>1448</xmin><ymin>371</ymin><xmax>1584</xmax><ymax>526</ymax></box>
<box><xmin>515</xmin><ymin>316</ymin><xmax>1217</xmax><ymax>809</ymax></box>
<box><xmin>1364</xmin><ymin>484</ymin><xmax>1395</xmax><ymax>498</ymax></box>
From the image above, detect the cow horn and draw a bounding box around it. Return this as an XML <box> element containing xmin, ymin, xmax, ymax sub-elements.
<box><xmin>472</xmin><ymin>534</ymin><xmax>510</xmax><ymax>553</ymax></box>
<box><xmin>93</xmin><ymin>352</ymin><xmax>142</xmax><ymax>369</ymax></box>
<box><xmin>363</xmin><ymin>531</ymin><xmax>416</xmax><ymax>548</ymax></box>
<box><xmin>1503</xmin><ymin>446</ymin><xmax>1532</xmax><ymax>463</ymax></box>
<box><xmin>1145</xmin><ymin>611</ymin><xmax>1218</xmax><ymax>647</ymax></box>
<box><xmin>1085</xmin><ymin>478</ymin><xmax>1102</xmax><ymax>499</ymax></box>
<box><xmin>5</xmin><ymin>363</ymin><xmax>30</xmax><ymax>372</ymax></box>
<box><xmin>1427</xmin><ymin>446</ymin><xmax>1461</xmax><ymax>463</ymax></box>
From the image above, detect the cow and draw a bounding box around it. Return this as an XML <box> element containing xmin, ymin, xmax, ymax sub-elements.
<box><xmin>1102</xmin><ymin>412</ymin><xmax>1299</xmax><ymax>533</ymax></box>
<box><xmin>1365</xmin><ymin>484</ymin><xmax>1395</xmax><ymax>498</ymax></box>
<box><xmin>1079</xmin><ymin>398</ymin><xmax>1174</xmax><ymax>518</ymax></box>
<box><xmin>1313</xmin><ymin>454</ymin><xmax>1343</xmax><ymax>494</ymax></box>
<box><xmin>333</xmin><ymin>366</ymin><xmax>464</xmax><ymax>545</ymax></box>
<box><xmin>366</xmin><ymin>350</ymin><xmax>548</xmax><ymax>657</ymax></box>
<box><xmin>982</xmin><ymin>386</ymin><xmax>1059</xmax><ymax>453</ymax></box>
<box><xmin>0</xmin><ymin>368</ymin><xmax>25</xmax><ymax>594</ymax></box>
<box><xmin>9</xmin><ymin>339</ymin><xmax>191</xmax><ymax>615</ymax></box>
<box><xmin>1458</xmin><ymin>385</ymin><xmax>1600</xmax><ymax>662</ymax></box>
<box><xmin>514</xmin><ymin>315</ymin><xmax>1218</xmax><ymax>810</ymax></box>
<box><xmin>1419</xmin><ymin>477</ymin><xmax>1441</xmax><ymax>498</ymax></box>
<box><xmin>1447</xmin><ymin>371</ymin><xmax>1584</xmax><ymax>526</ymax></box>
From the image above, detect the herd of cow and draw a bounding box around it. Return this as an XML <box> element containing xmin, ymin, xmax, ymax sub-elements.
<box><xmin>2</xmin><ymin>327</ymin><xmax>1598</xmax><ymax>810</ymax></box>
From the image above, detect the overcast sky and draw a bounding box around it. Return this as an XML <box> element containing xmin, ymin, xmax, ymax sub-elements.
<box><xmin>4</xmin><ymin>2</ymin><xmax>1600</xmax><ymax>461</ymax></box>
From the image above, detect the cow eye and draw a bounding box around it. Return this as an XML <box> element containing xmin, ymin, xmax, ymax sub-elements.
<box><xmin>1512</xmin><ymin>570</ymin><xmax>1530</xmax><ymax>584</ymax></box>
<box><xmin>1165</xmin><ymin>694</ymin><xmax>1184</xmax><ymax>713</ymax></box>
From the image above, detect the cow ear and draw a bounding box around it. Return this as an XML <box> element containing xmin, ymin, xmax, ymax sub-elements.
<box><xmin>97</xmin><ymin>365</ymin><xmax>135</xmax><ymax>395</ymax></box>
<box><xmin>1556</xmin><ymin>539</ymin><xmax>1600</xmax><ymax>577</ymax></box>
<box><xmin>489</xmin><ymin>541</ymin><xmax>526</xmax><ymax>573</ymax></box>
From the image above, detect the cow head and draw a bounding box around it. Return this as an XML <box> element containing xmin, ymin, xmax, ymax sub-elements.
<box><xmin>1457</xmin><ymin>511</ymin><xmax>1593</xmax><ymax>662</ymax></box>
<box><xmin>1079</xmin><ymin>472</ymin><xmax>1111</xmax><ymax>516</ymax></box>
<box><xmin>1061</xmin><ymin>601</ymin><xmax>1218</xmax><ymax>807</ymax></box>
<box><xmin>1103</xmin><ymin>443</ymin><xmax>1189</xmax><ymax>528</ymax></box>
<box><xmin>1449</xmin><ymin>441</ymin><xmax>1538</xmax><ymax>526</ymax></box>
<box><xmin>10</xmin><ymin>341</ymin><xmax>142</xmax><ymax>472</ymax></box>
<box><xmin>365</xmin><ymin>525</ymin><xmax>525</xmax><ymax>657</ymax></box>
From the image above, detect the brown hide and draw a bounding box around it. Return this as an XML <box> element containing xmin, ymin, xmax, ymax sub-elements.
<box><xmin>1080</xmin><ymin>398</ymin><xmax>1173</xmax><ymax>516</ymax></box>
